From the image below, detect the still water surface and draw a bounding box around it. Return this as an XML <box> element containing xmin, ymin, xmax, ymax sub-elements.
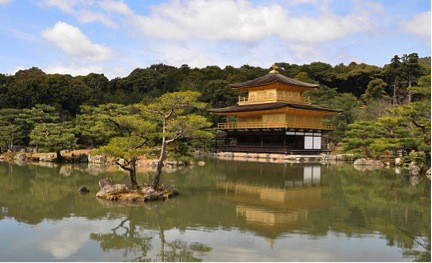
<box><xmin>0</xmin><ymin>159</ymin><xmax>430</xmax><ymax>261</ymax></box>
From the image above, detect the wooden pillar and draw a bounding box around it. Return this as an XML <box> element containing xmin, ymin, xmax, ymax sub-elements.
<box><xmin>283</xmin><ymin>131</ymin><xmax>287</xmax><ymax>147</ymax></box>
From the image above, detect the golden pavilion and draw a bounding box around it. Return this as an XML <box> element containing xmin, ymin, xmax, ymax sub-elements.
<box><xmin>208</xmin><ymin>65</ymin><xmax>342</xmax><ymax>154</ymax></box>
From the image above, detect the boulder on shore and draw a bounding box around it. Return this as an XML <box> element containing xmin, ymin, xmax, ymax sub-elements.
<box><xmin>353</xmin><ymin>158</ymin><xmax>385</xmax><ymax>171</ymax></box>
<box><xmin>88</xmin><ymin>154</ymin><xmax>108</xmax><ymax>164</ymax></box>
<box><xmin>14</xmin><ymin>153</ymin><xmax>27</xmax><ymax>161</ymax></box>
<box><xmin>73</xmin><ymin>154</ymin><xmax>88</xmax><ymax>163</ymax></box>
<box><xmin>353</xmin><ymin>158</ymin><xmax>368</xmax><ymax>166</ymax></box>
<box><xmin>395</xmin><ymin>157</ymin><xmax>403</xmax><ymax>166</ymax></box>
<box><xmin>40</xmin><ymin>153</ymin><xmax>56</xmax><ymax>162</ymax></box>
<box><xmin>353</xmin><ymin>158</ymin><xmax>384</xmax><ymax>167</ymax></box>
<box><xmin>366</xmin><ymin>160</ymin><xmax>385</xmax><ymax>168</ymax></box>
<box><xmin>335</xmin><ymin>154</ymin><xmax>355</xmax><ymax>161</ymax></box>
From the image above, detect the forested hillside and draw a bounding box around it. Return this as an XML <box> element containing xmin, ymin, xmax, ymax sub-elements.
<box><xmin>0</xmin><ymin>53</ymin><xmax>430</xmax><ymax>162</ymax></box>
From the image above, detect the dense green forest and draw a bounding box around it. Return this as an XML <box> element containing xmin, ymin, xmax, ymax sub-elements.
<box><xmin>0</xmin><ymin>53</ymin><xmax>430</xmax><ymax>163</ymax></box>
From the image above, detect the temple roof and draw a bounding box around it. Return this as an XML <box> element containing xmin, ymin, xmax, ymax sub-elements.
<box><xmin>229</xmin><ymin>73</ymin><xmax>319</xmax><ymax>89</ymax></box>
<box><xmin>208</xmin><ymin>102</ymin><xmax>343</xmax><ymax>114</ymax></box>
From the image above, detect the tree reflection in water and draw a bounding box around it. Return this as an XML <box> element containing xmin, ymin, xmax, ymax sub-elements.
<box><xmin>90</xmin><ymin>204</ymin><xmax>212</xmax><ymax>262</ymax></box>
<box><xmin>0</xmin><ymin>161</ymin><xmax>429</xmax><ymax>261</ymax></box>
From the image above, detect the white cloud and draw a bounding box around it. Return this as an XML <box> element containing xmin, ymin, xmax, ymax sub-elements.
<box><xmin>41</xmin><ymin>21</ymin><xmax>113</xmax><ymax>61</ymax></box>
<box><xmin>99</xmin><ymin>0</ymin><xmax>373</xmax><ymax>44</ymax></box>
<box><xmin>400</xmin><ymin>11</ymin><xmax>431</xmax><ymax>41</ymax></box>
<box><xmin>287</xmin><ymin>43</ymin><xmax>323</xmax><ymax>62</ymax></box>
<box><xmin>138</xmin><ymin>0</ymin><xmax>285</xmax><ymax>42</ymax></box>
<box><xmin>42</xmin><ymin>0</ymin><xmax>116</xmax><ymax>27</ymax></box>
<box><xmin>7</xmin><ymin>28</ymin><xmax>40</xmax><ymax>43</ymax></box>
<box><xmin>281</xmin><ymin>14</ymin><xmax>369</xmax><ymax>43</ymax></box>
<box><xmin>111</xmin><ymin>0</ymin><xmax>376</xmax><ymax>68</ymax></box>
<box><xmin>76</xmin><ymin>9</ymin><xmax>116</xmax><ymax>28</ymax></box>
<box><xmin>42</xmin><ymin>0</ymin><xmax>85</xmax><ymax>13</ymax></box>
<box><xmin>99</xmin><ymin>0</ymin><xmax>133</xmax><ymax>16</ymax></box>
<box><xmin>29</xmin><ymin>0</ymin><xmax>399</xmax><ymax>77</ymax></box>
<box><xmin>0</xmin><ymin>0</ymin><xmax>12</xmax><ymax>4</ymax></box>
<box><xmin>45</xmin><ymin>64</ymin><xmax>103</xmax><ymax>76</ymax></box>
<box><xmin>45</xmin><ymin>64</ymin><xmax>128</xmax><ymax>79</ymax></box>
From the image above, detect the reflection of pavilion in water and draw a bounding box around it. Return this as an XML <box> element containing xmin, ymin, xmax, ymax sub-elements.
<box><xmin>214</xmin><ymin>162</ymin><xmax>330</xmax><ymax>246</ymax></box>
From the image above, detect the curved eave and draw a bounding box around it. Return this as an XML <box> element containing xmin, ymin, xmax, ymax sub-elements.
<box><xmin>208</xmin><ymin>102</ymin><xmax>343</xmax><ymax>115</ymax></box>
<box><xmin>229</xmin><ymin>73</ymin><xmax>319</xmax><ymax>90</ymax></box>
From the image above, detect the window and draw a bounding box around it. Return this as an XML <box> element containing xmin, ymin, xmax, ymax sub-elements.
<box><xmin>304</xmin><ymin>135</ymin><xmax>322</xmax><ymax>149</ymax></box>
<box><xmin>313</xmin><ymin>136</ymin><xmax>322</xmax><ymax>149</ymax></box>
<box><xmin>304</xmin><ymin>136</ymin><xmax>313</xmax><ymax>149</ymax></box>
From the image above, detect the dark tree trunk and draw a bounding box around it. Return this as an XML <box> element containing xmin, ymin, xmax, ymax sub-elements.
<box><xmin>407</xmin><ymin>78</ymin><xmax>412</xmax><ymax>103</ymax></box>
<box><xmin>392</xmin><ymin>80</ymin><xmax>398</xmax><ymax>105</ymax></box>
<box><xmin>363</xmin><ymin>145</ymin><xmax>374</xmax><ymax>158</ymax></box>
<box><xmin>129</xmin><ymin>159</ymin><xmax>138</xmax><ymax>188</ymax></box>
<box><xmin>115</xmin><ymin>159</ymin><xmax>139</xmax><ymax>188</ymax></box>
<box><xmin>56</xmin><ymin>150</ymin><xmax>63</xmax><ymax>163</ymax></box>
<box><xmin>412</xmin><ymin>121</ymin><xmax>430</xmax><ymax>147</ymax></box>
<box><xmin>152</xmin><ymin>141</ymin><xmax>167</xmax><ymax>189</ymax></box>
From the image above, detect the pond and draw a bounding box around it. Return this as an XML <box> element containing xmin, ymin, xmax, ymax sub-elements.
<box><xmin>0</xmin><ymin>159</ymin><xmax>430</xmax><ymax>261</ymax></box>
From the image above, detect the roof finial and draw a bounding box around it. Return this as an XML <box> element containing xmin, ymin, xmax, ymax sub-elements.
<box><xmin>269</xmin><ymin>63</ymin><xmax>279</xmax><ymax>74</ymax></box>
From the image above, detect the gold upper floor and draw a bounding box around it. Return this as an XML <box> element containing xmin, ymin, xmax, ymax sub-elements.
<box><xmin>238</xmin><ymin>88</ymin><xmax>310</xmax><ymax>106</ymax></box>
<box><xmin>217</xmin><ymin>112</ymin><xmax>333</xmax><ymax>130</ymax></box>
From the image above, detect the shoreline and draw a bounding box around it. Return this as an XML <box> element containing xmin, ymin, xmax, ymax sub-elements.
<box><xmin>214</xmin><ymin>151</ymin><xmax>355</xmax><ymax>164</ymax></box>
<box><xmin>1</xmin><ymin>150</ymin><xmax>429</xmax><ymax>178</ymax></box>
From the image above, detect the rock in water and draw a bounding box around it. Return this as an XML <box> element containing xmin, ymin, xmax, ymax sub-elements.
<box><xmin>353</xmin><ymin>158</ymin><xmax>384</xmax><ymax>167</ymax></box>
<box><xmin>366</xmin><ymin>159</ymin><xmax>384</xmax><ymax>168</ymax></box>
<box><xmin>353</xmin><ymin>158</ymin><xmax>368</xmax><ymax>166</ymax></box>
<box><xmin>99</xmin><ymin>178</ymin><xmax>114</xmax><ymax>189</ymax></box>
<box><xmin>78</xmin><ymin>186</ymin><xmax>90</xmax><ymax>194</ymax></box>
<box><xmin>96</xmin><ymin>184</ymin><xmax>129</xmax><ymax>198</ymax></box>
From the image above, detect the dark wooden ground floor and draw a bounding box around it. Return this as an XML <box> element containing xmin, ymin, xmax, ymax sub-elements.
<box><xmin>215</xmin><ymin>129</ymin><xmax>329</xmax><ymax>154</ymax></box>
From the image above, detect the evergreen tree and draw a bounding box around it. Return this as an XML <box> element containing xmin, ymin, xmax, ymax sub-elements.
<box><xmin>342</xmin><ymin>121</ymin><xmax>384</xmax><ymax>158</ymax></box>
<box><xmin>401</xmin><ymin>53</ymin><xmax>423</xmax><ymax>103</ymax></box>
<box><xmin>139</xmin><ymin>91</ymin><xmax>213</xmax><ymax>189</ymax></box>
<box><xmin>361</xmin><ymin>79</ymin><xmax>388</xmax><ymax>103</ymax></box>
<box><xmin>98</xmin><ymin>116</ymin><xmax>156</xmax><ymax>188</ymax></box>
<box><xmin>76</xmin><ymin>103</ymin><xmax>130</xmax><ymax>147</ymax></box>
<box><xmin>99</xmin><ymin>91</ymin><xmax>212</xmax><ymax>189</ymax></box>
<box><xmin>0</xmin><ymin>108</ymin><xmax>25</xmax><ymax>152</ymax></box>
<box><xmin>30</xmin><ymin>122</ymin><xmax>77</xmax><ymax>161</ymax></box>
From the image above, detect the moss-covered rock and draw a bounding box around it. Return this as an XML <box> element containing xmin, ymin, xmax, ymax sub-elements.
<box><xmin>96</xmin><ymin>182</ymin><xmax>178</xmax><ymax>202</ymax></box>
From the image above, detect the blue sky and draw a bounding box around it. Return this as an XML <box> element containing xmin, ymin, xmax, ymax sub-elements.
<box><xmin>0</xmin><ymin>0</ymin><xmax>430</xmax><ymax>79</ymax></box>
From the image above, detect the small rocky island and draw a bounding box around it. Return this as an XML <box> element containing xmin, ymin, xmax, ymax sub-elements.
<box><xmin>96</xmin><ymin>178</ymin><xmax>179</xmax><ymax>202</ymax></box>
